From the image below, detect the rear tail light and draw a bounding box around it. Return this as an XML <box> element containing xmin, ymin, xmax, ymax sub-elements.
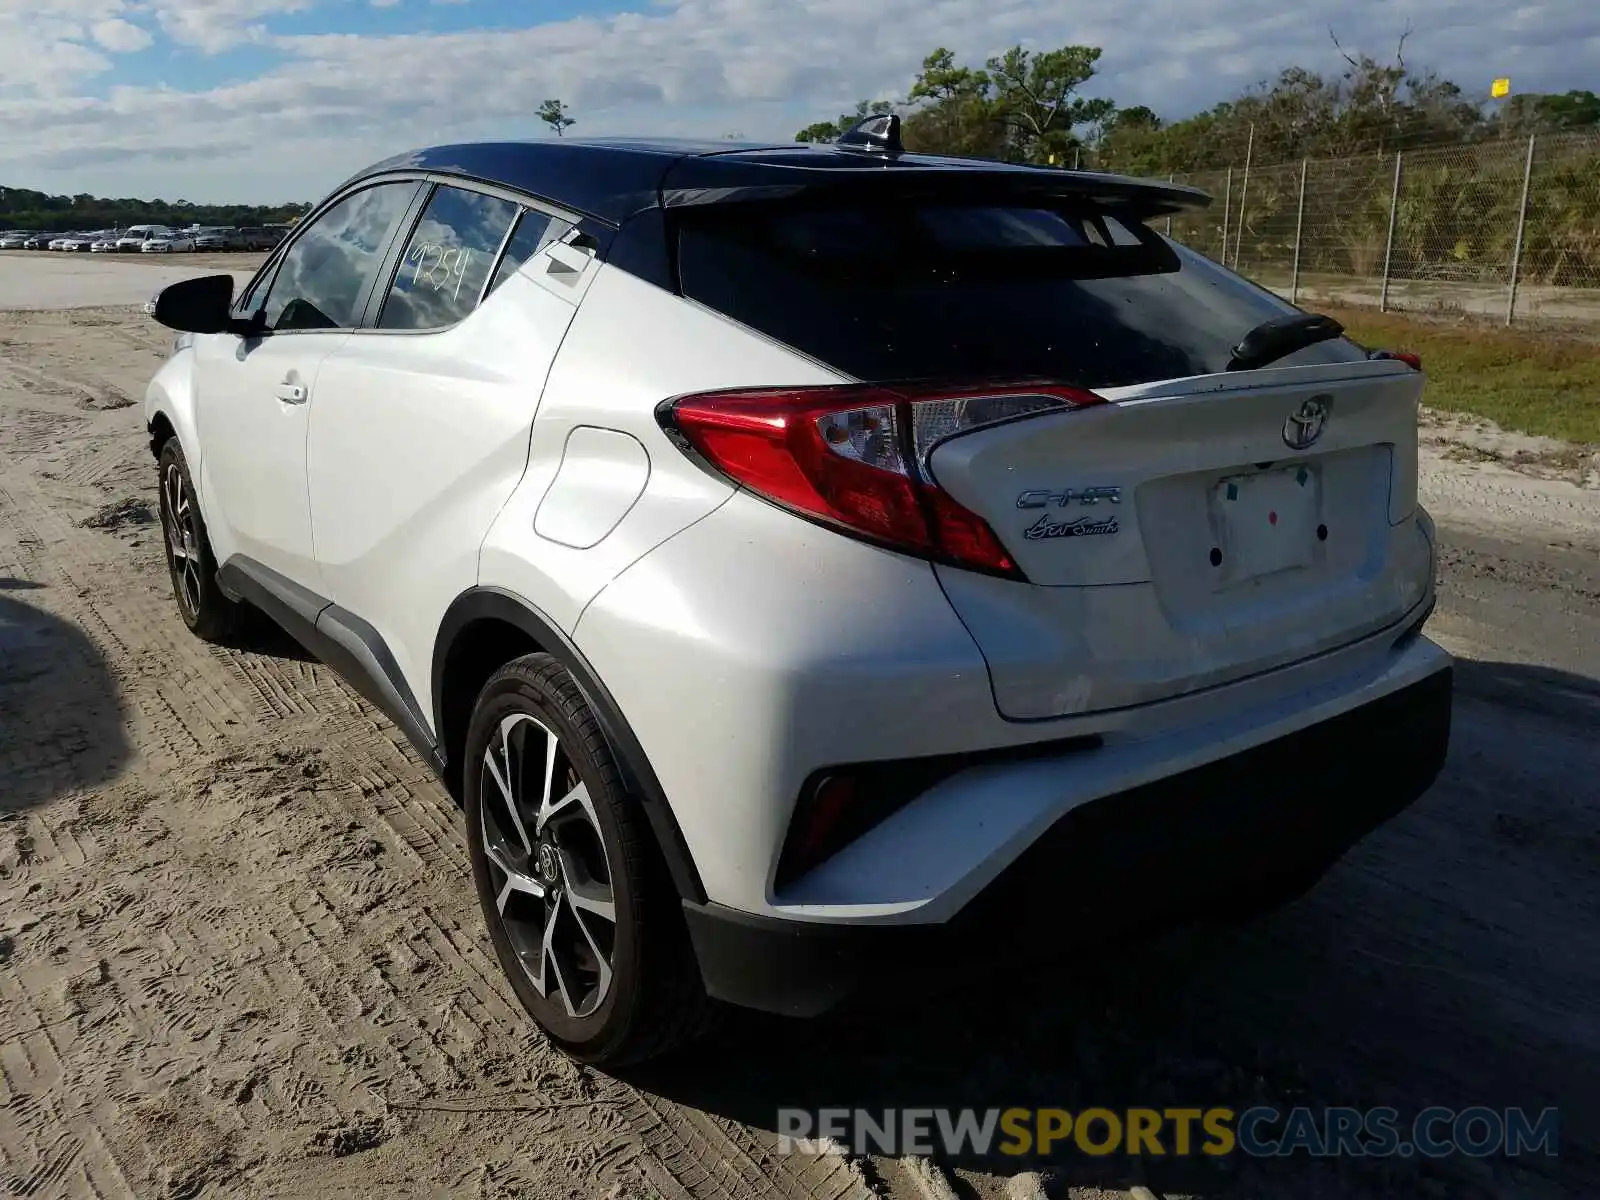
<box><xmin>1370</xmin><ymin>349</ymin><xmax>1422</xmax><ymax>370</ymax></box>
<box><xmin>657</xmin><ymin>382</ymin><xmax>1104</xmax><ymax>578</ymax></box>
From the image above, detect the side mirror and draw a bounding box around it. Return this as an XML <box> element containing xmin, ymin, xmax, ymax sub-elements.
<box><xmin>151</xmin><ymin>274</ymin><xmax>257</xmax><ymax>335</ymax></box>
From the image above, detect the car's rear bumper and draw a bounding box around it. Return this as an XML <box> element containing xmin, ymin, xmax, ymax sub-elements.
<box><xmin>582</xmin><ymin>487</ymin><xmax>1447</xmax><ymax>923</ymax></box>
<box><xmin>682</xmin><ymin>663</ymin><xmax>1452</xmax><ymax>1017</ymax></box>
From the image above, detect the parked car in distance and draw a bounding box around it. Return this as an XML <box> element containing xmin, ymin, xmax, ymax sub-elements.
<box><xmin>0</xmin><ymin>231</ymin><xmax>41</xmax><ymax>249</ymax></box>
<box><xmin>142</xmin><ymin>131</ymin><xmax>1451</xmax><ymax>1067</ymax></box>
<box><xmin>90</xmin><ymin>232</ymin><xmax>126</xmax><ymax>253</ymax></box>
<box><xmin>142</xmin><ymin>231</ymin><xmax>196</xmax><ymax>253</ymax></box>
<box><xmin>116</xmin><ymin>226</ymin><xmax>173</xmax><ymax>252</ymax></box>
<box><xmin>237</xmin><ymin>226</ymin><xmax>289</xmax><ymax>251</ymax></box>
<box><xmin>50</xmin><ymin>233</ymin><xmax>95</xmax><ymax>251</ymax></box>
<box><xmin>22</xmin><ymin>233</ymin><xmax>54</xmax><ymax>250</ymax></box>
<box><xmin>192</xmin><ymin>227</ymin><xmax>244</xmax><ymax>251</ymax></box>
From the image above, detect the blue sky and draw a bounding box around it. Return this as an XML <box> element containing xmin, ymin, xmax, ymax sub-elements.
<box><xmin>2</xmin><ymin>0</ymin><xmax>1597</xmax><ymax>204</ymax></box>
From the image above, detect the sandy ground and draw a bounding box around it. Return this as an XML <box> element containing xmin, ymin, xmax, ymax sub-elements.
<box><xmin>1</xmin><ymin>261</ymin><xmax>1597</xmax><ymax>1200</ymax></box>
<box><xmin>0</xmin><ymin>252</ymin><xmax>266</xmax><ymax>311</ymax></box>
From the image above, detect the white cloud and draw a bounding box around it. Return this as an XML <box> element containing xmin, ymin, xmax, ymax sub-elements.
<box><xmin>148</xmin><ymin>0</ymin><xmax>316</xmax><ymax>53</ymax></box>
<box><xmin>90</xmin><ymin>16</ymin><xmax>154</xmax><ymax>51</ymax></box>
<box><xmin>1</xmin><ymin>0</ymin><xmax>1597</xmax><ymax>201</ymax></box>
<box><xmin>0</xmin><ymin>0</ymin><xmax>124</xmax><ymax>17</ymax></box>
<box><xmin>0</xmin><ymin>1</ymin><xmax>121</xmax><ymax>93</ymax></box>
<box><xmin>0</xmin><ymin>43</ymin><xmax>112</xmax><ymax>98</ymax></box>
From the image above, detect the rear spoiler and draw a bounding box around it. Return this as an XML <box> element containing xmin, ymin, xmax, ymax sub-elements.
<box><xmin>658</xmin><ymin>153</ymin><xmax>1212</xmax><ymax>220</ymax></box>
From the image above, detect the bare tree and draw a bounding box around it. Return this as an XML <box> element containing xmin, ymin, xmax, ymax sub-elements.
<box><xmin>1329</xmin><ymin>22</ymin><xmax>1413</xmax><ymax>116</ymax></box>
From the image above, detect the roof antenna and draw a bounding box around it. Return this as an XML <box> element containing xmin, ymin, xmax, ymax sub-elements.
<box><xmin>836</xmin><ymin>112</ymin><xmax>903</xmax><ymax>155</ymax></box>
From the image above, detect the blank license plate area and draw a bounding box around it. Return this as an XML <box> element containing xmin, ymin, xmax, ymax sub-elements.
<box><xmin>1210</xmin><ymin>466</ymin><xmax>1319</xmax><ymax>586</ymax></box>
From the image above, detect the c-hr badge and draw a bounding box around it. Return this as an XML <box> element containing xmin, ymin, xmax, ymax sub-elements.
<box><xmin>1015</xmin><ymin>486</ymin><xmax>1122</xmax><ymax>509</ymax></box>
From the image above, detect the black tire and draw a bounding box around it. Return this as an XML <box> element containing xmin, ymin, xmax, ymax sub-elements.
<box><xmin>156</xmin><ymin>438</ymin><xmax>240</xmax><ymax>643</ymax></box>
<box><xmin>463</xmin><ymin>653</ymin><xmax>712</xmax><ymax>1066</ymax></box>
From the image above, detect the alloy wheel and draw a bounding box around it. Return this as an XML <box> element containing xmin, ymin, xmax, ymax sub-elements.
<box><xmin>479</xmin><ymin>712</ymin><xmax>618</xmax><ymax>1019</ymax></box>
<box><xmin>162</xmin><ymin>463</ymin><xmax>203</xmax><ymax>618</ymax></box>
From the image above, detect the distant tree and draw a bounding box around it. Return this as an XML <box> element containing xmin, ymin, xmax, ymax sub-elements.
<box><xmin>794</xmin><ymin>121</ymin><xmax>843</xmax><ymax>143</ymax></box>
<box><xmin>789</xmin><ymin>31</ymin><xmax>1594</xmax><ymax>192</ymax></box>
<box><xmin>796</xmin><ymin>44</ymin><xmax>1113</xmax><ymax>165</ymax></box>
<box><xmin>1087</xmin><ymin>25</ymin><xmax>1490</xmax><ymax>175</ymax></box>
<box><xmin>1092</xmin><ymin>105</ymin><xmax>1169</xmax><ymax>174</ymax></box>
<box><xmin>1107</xmin><ymin>105</ymin><xmax>1161</xmax><ymax>131</ymax></box>
<box><xmin>902</xmin><ymin>48</ymin><xmax>1002</xmax><ymax>157</ymax></box>
<box><xmin>1543</xmin><ymin>89</ymin><xmax>1600</xmax><ymax>128</ymax></box>
<box><xmin>0</xmin><ymin>186</ymin><xmax>311</xmax><ymax>233</ymax></box>
<box><xmin>985</xmin><ymin>45</ymin><xmax>1114</xmax><ymax>164</ymax></box>
<box><xmin>538</xmin><ymin>99</ymin><xmax>576</xmax><ymax>137</ymax></box>
<box><xmin>1316</xmin><ymin>24</ymin><xmax>1482</xmax><ymax>155</ymax></box>
<box><xmin>1500</xmin><ymin>89</ymin><xmax>1600</xmax><ymax>134</ymax></box>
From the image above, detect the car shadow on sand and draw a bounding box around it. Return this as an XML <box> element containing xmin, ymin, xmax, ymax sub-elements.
<box><xmin>1</xmin><ymin>579</ymin><xmax>131</xmax><ymax>815</ymax></box>
<box><xmin>624</xmin><ymin>657</ymin><xmax>1598</xmax><ymax>1199</ymax></box>
<box><xmin>229</xmin><ymin>604</ymin><xmax>317</xmax><ymax>663</ymax></box>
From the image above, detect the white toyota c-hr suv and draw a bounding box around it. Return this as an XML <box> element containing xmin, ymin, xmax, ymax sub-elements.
<box><xmin>143</xmin><ymin>118</ymin><xmax>1453</xmax><ymax>1066</ymax></box>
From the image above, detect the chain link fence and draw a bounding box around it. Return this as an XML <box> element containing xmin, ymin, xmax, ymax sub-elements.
<box><xmin>1164</xmin><ymin>131</ymin><xmax>1600</xmax><ymax>329</ymax></box>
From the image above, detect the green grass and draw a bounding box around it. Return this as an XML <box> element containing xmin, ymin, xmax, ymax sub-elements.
<box><xmin>1321</xmin><ymin>306</ymin><xmax>1600</xmax><ymax>445</ymax></box>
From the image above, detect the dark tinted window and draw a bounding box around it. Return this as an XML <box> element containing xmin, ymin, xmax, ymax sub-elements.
<box><xmin>378</xmin><ymin>185</ymin><xmax>521</xmax><ymax>330</ymax></box>
<box><xmin>677</xmin><ymin>202</ymin><xmax>1367</xmax><ymax>387</ymax></box>
<box><xmin>259</xmin><ymin>182</ymin><xmax>418</xmax><ymax>331</ymax></box>
<box><xmin>485</xmin><ymin>209</ymin><xmax>574</xmax><ymax>296</ymax></box>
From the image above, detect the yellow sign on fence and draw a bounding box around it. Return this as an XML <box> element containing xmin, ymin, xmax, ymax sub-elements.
<box><xmin>1491</xmin><ymin>78</ymin><xmax>1512</xmax><ymax>99</ymax></box>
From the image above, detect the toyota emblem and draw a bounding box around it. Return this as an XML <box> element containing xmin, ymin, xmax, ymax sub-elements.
<box><xmin>537</xmin><ymin>843</ymin><xmax>561</xmax><ymax>884</ymax></box>
<box><xmin>1283</xmin><ymin>396</ymin><xmax>1331</xmax><ymax>450</ymax></box>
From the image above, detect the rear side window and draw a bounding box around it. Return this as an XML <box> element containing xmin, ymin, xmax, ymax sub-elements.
<box><xmin>378</xmin><ymin>185</ymin><xmax>521</xmax><ymax>330</ymax></box>
<box><xmin>485</xmin><ymin>209</ymin><xmax>575</xmax><ymax>297</ymax></box>
<box><xmin>677</xmin><ymin>202</ymin><xmax>1367</xmax><ymax>387</ymax></box>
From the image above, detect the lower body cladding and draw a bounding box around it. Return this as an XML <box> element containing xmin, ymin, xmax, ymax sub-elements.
<box><xmin>683</xmin><ymin>653</ymin><xmax>1452</xmax><ymax>1017</ymax></box>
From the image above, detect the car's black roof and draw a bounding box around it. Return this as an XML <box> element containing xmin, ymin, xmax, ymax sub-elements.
<box><xmin>348</xmin><ymin>138</ymin><xmax>1211</xmax><ymax>226</ymax></box>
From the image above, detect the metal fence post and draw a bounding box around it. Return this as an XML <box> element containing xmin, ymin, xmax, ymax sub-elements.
<box><xmin>1291</xmin><ymin>158</ymin><xmax>1308</xmax><ymax>304</ymax></box>
<box><xmin>1234</xmin><ymin>124</ymin><xmax>1254</xmax><ymax>268</ymax></box>
<box><xmin>1380</xmin><ymin>150</ymin><xmax>1402</xmax><ymax>312</ymax></box>
<box><xmin>1506</xmin><ymin>134</ymin><xmax>1536</xmax><ymax>327</ymax></box>
<box><xmin>1073</xmin><ymin>147</ymin><xmax>1081</xmax><ymax>170</ymax></box>
<box><xmin>1221</xmin><ymin>167</ymin><xmax>1232</xmax><ymax>263</ymax></box>
<box><xmin>1166</xmin><ymin>174</ymin><xmax>1174</xmax><ymax>237</ymax></box>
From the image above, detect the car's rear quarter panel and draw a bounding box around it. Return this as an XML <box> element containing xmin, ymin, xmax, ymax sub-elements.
<box><xmin>476</xmin><ymin>264</ymin><xmax>845</xmax><ymax>635</ymax></box>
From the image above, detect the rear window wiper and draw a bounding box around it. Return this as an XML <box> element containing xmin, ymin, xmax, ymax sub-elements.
<box><xmin>1226</xmin><ymin>312</ymin><xmax>1344</xmax><ymax>371</ymax></box>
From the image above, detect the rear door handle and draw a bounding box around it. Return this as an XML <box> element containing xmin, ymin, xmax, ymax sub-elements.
<box><xmin>276</xmin><ymin>382</ymin><xmax>307</xmax><ymax>404</ymax></box>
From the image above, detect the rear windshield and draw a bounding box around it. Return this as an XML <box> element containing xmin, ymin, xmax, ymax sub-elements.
<box><xmin>676</xmin><ymin>201</ymin><xmax>1367</xmax><ymax>388</ymax></box>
